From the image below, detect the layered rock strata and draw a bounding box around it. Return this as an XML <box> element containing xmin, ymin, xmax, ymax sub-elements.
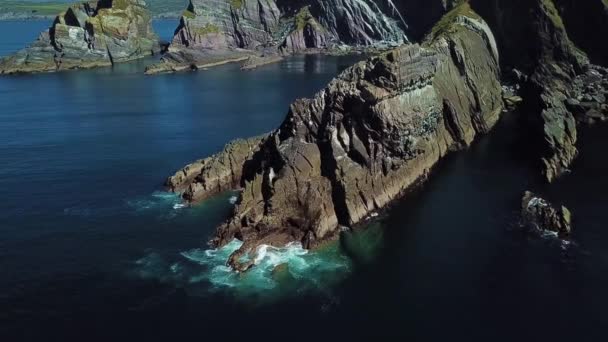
<box><xmin>167</xmin><ymin>4</ymin><xmax>503</xmax><ymax>271</ymax></box>
<box><xmin>0</xmin><ymin>0</ymin><xmax>159</xmax><ymax>74</ymax></box>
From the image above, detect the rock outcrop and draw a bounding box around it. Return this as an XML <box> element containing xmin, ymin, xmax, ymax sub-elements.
<box><xmin>467</xmin><ymin>0</ymin><xmax>608</xmax><ymax>182</ymax></box>
<box><xmin>146</xmin><ymin>0</ymin><xmax>417</xmax><ymax>73</ymax></box>
<box><xmin>521</xmin><ymin>191</ymin><xmax>572</xmax><ymax>238</ymax></box>
<box><xmin>166</xmin><ymin>135</ymin><xmax>268</xmax><ymax>203</ymax></box>
<box><xmin>167</xmin><ymin>3</ymin><xmax>503</xmax><ymax>271</ymax></box>
<box><xmin>0</xmin><ymin>0</ymin><xmax>159</xmax><ymax>74</ymax></box>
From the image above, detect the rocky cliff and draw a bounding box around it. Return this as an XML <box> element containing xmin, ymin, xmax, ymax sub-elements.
<box><xmin>466</xmin><ymin>0</ymin><xmax>608</xmax><ymax>182</ymax></box>
<box><xmin>0</xmin><ymin>0</ymin><xmax>160</xmax><ymax>74</ymax></box>
<box><xmin>167</xmin><ymin>3</ymin><xmax>503</xmax><ymax>271</ymax></box>
<box><xmin>146</xmin><ymin>0</ymin><xmax>418</xmax><ymax>73</ymax></box>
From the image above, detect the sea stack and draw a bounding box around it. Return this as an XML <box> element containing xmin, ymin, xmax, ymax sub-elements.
<box><xmin>145</xmin><ymin>0</ymin><xmax>415</xmax><ymax>73</ymax></box>
<box><xmin>0</xmin><ymin>0</ymin><xmax>160</xmax><ymax>74</ymax></box>
<box><xmin>166</xmin><ymin>3</ymin><xmax>504</xmax><ymax>271</ymax></box>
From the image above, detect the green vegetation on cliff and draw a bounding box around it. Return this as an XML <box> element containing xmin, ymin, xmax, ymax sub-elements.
<box><xmin>427</xmin><ymin>1</ymin><xmax>480</xmax><ymax>42</ymax></box>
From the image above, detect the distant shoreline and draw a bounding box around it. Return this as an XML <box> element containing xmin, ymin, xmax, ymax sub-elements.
<box><xmin>0</xmin><ymin>12</ymin><xmax>181</xmax><ymax>21</ymax></box>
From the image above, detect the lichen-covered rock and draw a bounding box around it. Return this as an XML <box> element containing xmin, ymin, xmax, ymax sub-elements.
<box><xmin>0</xmin><ymin>0</ymin><xmax>159</xmax><ymax>74</ymax></box>
<box><xmin>167</xmin><ymin>3</ymin><xmax>503</xmax><ymax>271</ymax></box>
<box><xmin>521</xmin><ymin>191</ymin><xmax>572</xmax><ymax>238</ymax></box>
<box><xmin>165</xmin><ymin>135</ymin><xmax>268</xmax><ymax>202</ymax></box>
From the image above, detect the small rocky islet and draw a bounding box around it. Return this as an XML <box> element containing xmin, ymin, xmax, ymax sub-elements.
<box><xmin>0</xmin><ymin>0</ymin><xmax>160</xmax><ymax>74</ymax></box>
<box><xmin>3</xmin><ymin>0</ymin><xmax>608</xmax><ymax>271</ymax></box>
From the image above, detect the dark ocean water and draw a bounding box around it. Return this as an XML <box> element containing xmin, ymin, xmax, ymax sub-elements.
<box><xmin>1</xmin><ymin>20</ymin><xmax>608</xmax><ymax>341</ymax></box>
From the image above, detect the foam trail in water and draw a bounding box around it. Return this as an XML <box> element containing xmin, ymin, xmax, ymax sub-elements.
<box><xmin>131</xmin><ymin>239</ymin><xmax>351</xmax><ymax>295</ymax></box>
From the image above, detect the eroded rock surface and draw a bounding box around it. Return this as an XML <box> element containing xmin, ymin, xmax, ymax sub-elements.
<box><xmin>0</xmin><ymin>0</ymin><xmax>159</xmax><ymax>74</ymax></box>
<box><xmin>165</xmin><ymin>135</ymin><xmax>268</xmax><ymax>203</ymax></box>
<box><xmin>167</xmin><ymin>4</ymin><xmax>503</xmax><ymax>271</ymax></box>
<box><xmin>146</xmin><ymin>0</ymin><xmax>421</xmax><ymax>73</ymax></box>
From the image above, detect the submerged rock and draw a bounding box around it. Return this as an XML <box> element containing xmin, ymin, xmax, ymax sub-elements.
<box><xmin>521</xmin><ymin>191</ymin><xmax>572</xmax><ymax>238</ymax></box>
<box><xmin>0</xmin><ymin>0</ymin><xmax>160</xmax><ymax>74</ymax></box>
<box><xmin>167</xmin><ymin>3</ymin><xmax>504</xmax><ymax>271</ymax></box>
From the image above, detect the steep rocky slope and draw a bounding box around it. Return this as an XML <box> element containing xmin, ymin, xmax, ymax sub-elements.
<box><xmin>167</xmin><ymin>3</ymin><xmax>503</xmax><ymax>271</ymax></box>
<box><xmin>146</xmin><ymin>0</ymin><xmax>419</xmax><ymax>73</ymax></box>
<box><xmin>467</xmin><ymin>0</ymin><xmax>608</xmax><ymax>181</ymax></box>
<box><xmin>0</xmin><ymin>0</ymin><xmax>160</xmax><ymax>74</ymax></box>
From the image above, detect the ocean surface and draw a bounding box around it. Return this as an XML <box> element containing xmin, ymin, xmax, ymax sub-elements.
<box><xmin>1</xmin><ymin>20</ymin><xmax>608</xmax><ymax>341</ymax></box>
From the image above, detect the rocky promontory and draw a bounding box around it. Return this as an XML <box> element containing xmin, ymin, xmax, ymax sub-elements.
<box><xmin>167</xmin><ymin>3</ymin><xmax>504</xmax><ymax>271</ymax></box>
<box><xmin>0</xmin><ymin>0</ymin><xmax>160</xmax><ymax>74</ymax></box>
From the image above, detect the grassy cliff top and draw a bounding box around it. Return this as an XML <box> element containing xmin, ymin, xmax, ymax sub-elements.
<box><xmin>425</xmin><ymin>1</ymin><xmax>482</xmax><ymax>43</ymax></box>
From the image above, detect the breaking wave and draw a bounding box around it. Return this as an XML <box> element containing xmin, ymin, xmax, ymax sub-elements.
<box><xmin>134</xmin><ymin>239</ymin><xmax>352</xmax><ymax>298</ymax></box>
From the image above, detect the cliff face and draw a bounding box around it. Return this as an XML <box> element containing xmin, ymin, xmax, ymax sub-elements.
<box><xmin>0</xmin><ymin>0</ymin><xmax>159</xmax><ymax>74</ymax></box>
<box><xmin>163</xmin><ymin>0</ymin><xmax>608</xmax><ymax>182</ymax></box>
<box><xmin>468</xmin><ymin>0</ymin><xmax>608</xmax><ymax>182</ymax></box>
<box><xmin>148</xmin><ymin>0</ymin><xmax>421</xmax><ymax>72</ymax></box>
<box><xmin>167</xmin><ymin>4</ymin><xmax>503</xmax><ymax>271</ymax></box>
<box><xmin>171</xmin><ymin>0</ymin><xmax>281</xmax><ymax>50</ymax></box>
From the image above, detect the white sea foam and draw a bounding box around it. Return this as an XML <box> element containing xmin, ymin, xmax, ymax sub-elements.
<box><xmin>229</xmin><ymin>196</ymin><xmax>238</xmax><ymax>204</ymax></box>
<box><xmin>133</xmin><ymin>239</ymin><xmax>351</xmax><ymax>295</ymax></box>
<box><xmin>126</xmin><ymin>191</ymin><xmax>185</xmax><ymax>219</ymax></box>
<box><xmin>173</xmin><ymin>203</ymin><xmax>187</xmax><ymax>209</ymax></box>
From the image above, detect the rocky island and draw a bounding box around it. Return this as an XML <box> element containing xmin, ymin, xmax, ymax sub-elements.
<box><xmin>167</xmin><ymin>2</ymin><xmax>504</xmax><ymax>271</ymax></box>
<box><xmin>166</xmin><ymin>0</ymin><xmax>608</xmax><ymax>271</ymax></box>
<box><xmin>0</xmin><ymin>0</ymin><xmax>160</xmax><ymax>74</ymax></box>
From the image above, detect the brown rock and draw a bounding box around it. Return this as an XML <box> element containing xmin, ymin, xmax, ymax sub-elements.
<box><xmin>167</xmin><ymin>5</ymin><xmax>504</xmax><ymax>271</ymax></box>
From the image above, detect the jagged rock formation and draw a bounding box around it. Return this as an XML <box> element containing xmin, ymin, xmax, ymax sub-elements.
<box><xmin>166</xmin><ymin>136</ymin><xmax>268</xmax><ymax>203</ymax></box>
<box><xmin>167</xmin><ymin>3</ymin><xmax>503</xmax><ymax>271</ymax></box>
<box><xmin>521</xmin><ymin>191</ymin><xmax>572</xmax><ymax>238</ymax></box>
<box><xmin>0</xmin><ymin>0</ymin><xmax>159</xmax><ymax>74</ymax></box>
<box><xmin>172</xmin><ymin>0</ymin><xmax>281</xmax><ymax>50</ymax></box>
<box><xmin>467</xmin><ymin>0</ymin><xmax>608</xmax><ymax>182</ymax></box>
<box><xmin>146</xmin><ymin>0</ymin><xmax>415</xmax><ymax>73</ymax></box>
